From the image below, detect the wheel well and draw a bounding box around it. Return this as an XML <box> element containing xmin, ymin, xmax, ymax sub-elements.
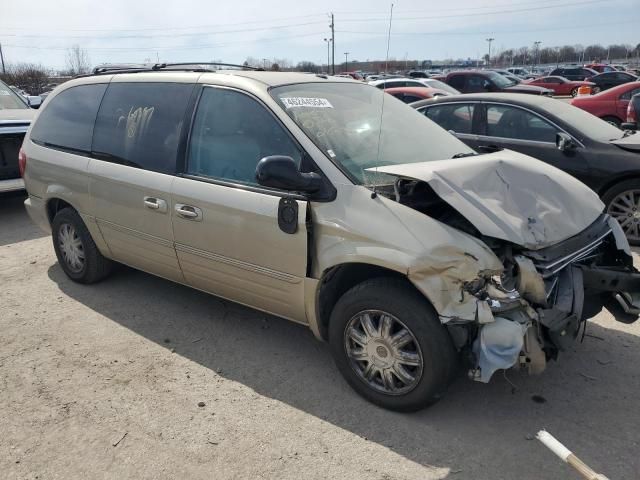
<box><xmin>46</xmin><ymin>198</ymin><xmax>75</xmax><ymax>224</ymax></box>
<box><xmin>315</xmin><ymin>263</ymin><xmax>420</xmax><ymax>341</ymax></box>
<box><xmin>600</xmin><ymin>115</ymin><xmax>622</xmax><ymax>123</ymax></box>
<box><xmin>597</xmin><ymin>174</ymin><xmax>640</xmax><ymax>198</ymax></box>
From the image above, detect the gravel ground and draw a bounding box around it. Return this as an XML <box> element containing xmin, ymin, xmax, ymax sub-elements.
<box><xmin>1</xmin><ymin>191</ymin><xmax>639</xmax><ymax>480</ymax></box>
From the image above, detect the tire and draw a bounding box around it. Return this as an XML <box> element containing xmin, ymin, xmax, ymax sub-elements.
<box><xmin>602</xmin><ymin>179</ymin><xmax>640</xmax><ymax>246</ymax></box>
<box><xmin>328</xmin><ymin>278</ymin><xmax>458</xmax><ymax>412</ymax></box>
<box><xmin>591</xmin><ymin>86</ymin><xmax>601</xmax><ymax>94</ymax></box>
<box><xmin>51</xmin><ymin>207</ymin><xmax>113</xmax><ymax>283</ymax></box>
<box><xmin>570</xmin><ymin>87</ymin><xmax>579</xmax><ymax>97</ymax></box>
<box><xmin>601</xmin><ymin>116</ymin><xmax>621</xmax><ymax>128</ymax></box>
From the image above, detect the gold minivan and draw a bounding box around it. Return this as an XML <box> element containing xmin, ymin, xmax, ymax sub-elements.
<box><xmin>22</xmin><ymin>65</ymin><xmax>640</xmax><ymax>411</ymax></box>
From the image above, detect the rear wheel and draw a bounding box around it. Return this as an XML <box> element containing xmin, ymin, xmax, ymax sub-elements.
<box><xmin>602</xmin><ymin>179</ymin><xmax>640</xmax><ymax>245</ymax></box>
<box><xmin>570</xmin><ymin>87</ymin><xmax>579</xmax><ymax>97</ymax></box>
<box><xmin>601</xmin><ymin>116</ymin><xmax>621</xmax><ymax>127</ymax></box>
<box><xmin>328</xmin><ymin>278</ymin><xmax>457</xmax><ymax>412</ymax></box>
<box><xmin>51</xmin><ymin>207</ymin><xmax>113</xmax><ymax>283</ymax></box>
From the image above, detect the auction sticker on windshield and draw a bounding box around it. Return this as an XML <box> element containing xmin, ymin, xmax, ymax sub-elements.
<box><xmin>281</xmin><ymin>97</ymin><xmax>333</xmax><ymax>109</ymax></box>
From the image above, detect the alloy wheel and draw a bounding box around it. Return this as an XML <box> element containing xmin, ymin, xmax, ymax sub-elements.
<box><xmin>344</xmin><ymin>310</ymin><xmax>423</xmax><ymax>395</ymax></box>
<box><xmin>607</xmin><ymin>189</ymin><xmax>640</xmax><ymax>242</ymax></box>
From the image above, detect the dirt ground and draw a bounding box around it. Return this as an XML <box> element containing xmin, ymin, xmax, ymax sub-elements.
<box><xmin>2</xmin><ymin>191</ymin><xmax>639</xmax><ymax>480</ymax></box>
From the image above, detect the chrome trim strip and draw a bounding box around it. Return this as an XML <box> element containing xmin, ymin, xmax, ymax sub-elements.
<box><xmin>175</xmin><ymin>242</ymin><xmax>301</xmax><ymax>284</ymax></box>
<box><xmin>541</xmin><ymin>229</ymin><xmax>612</xmax><ymax>270</ymax></box>
<box><xmin>0</xmin><ymin>126</ymin><xmax>29</xmax><ymax>134</ymax></box>
<box><xmin>96</xmin><ymin>219</ymin><xmax>174</xmax><ymax>248</ymax></box>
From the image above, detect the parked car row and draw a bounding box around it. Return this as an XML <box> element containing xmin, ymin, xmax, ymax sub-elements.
<box><xmin>18</xmin><ymin>66</ymin><xmax>640</xmax><ymax>411</ymax></box>
<box><xmin>0</xmin><ymin>79</ymin><xmax>36</xmax><ymax>193</ymax></box>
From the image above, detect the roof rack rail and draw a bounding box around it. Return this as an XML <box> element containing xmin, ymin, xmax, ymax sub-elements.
<box><xmin>88</xmin><ymin>62</ymin><xmax>264</xmax><ymax>76</ymax></box>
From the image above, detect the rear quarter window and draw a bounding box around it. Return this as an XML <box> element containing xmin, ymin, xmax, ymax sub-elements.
<box><xmin>91</xmin><ymin>82</ymin><xmax>194</xmax><ymax>174</ymax></box>
<box><xmin>30</xmin><ymin>84</ymin><xmax>107</xmax><ymax>153</ymax></box>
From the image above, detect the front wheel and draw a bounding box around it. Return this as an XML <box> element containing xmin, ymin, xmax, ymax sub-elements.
<box><xmin>329</xmin><ymin>278</ymin><xmax>457</xmax><ymax>412</ymax></box>
<box><xmin>602</xmin><ymin>179</ymin><xmax>640</xmax><ymax>245</ymax></box>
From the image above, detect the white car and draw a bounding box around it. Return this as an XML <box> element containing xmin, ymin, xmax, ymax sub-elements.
<box><xmin>368</xmin><ymin>77</ymin><xmax>460</xmax><ymax>95</ymax></box>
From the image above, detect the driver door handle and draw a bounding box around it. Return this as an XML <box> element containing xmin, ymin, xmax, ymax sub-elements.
<box><xmin>175</xmin><ymin>203</ymin><xmax>203</xmax><ymax>221</ymax></box>
<box><xmin>143</xmin><ymin>196</ymin><xmax>167</xmax><ymax>213</ymax></box>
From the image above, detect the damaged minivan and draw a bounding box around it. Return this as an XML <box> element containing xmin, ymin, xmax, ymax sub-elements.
<box><xmin>21</xmin><ymin>67</ymin><xmax>640</xmax><ymax>411</ymax></box>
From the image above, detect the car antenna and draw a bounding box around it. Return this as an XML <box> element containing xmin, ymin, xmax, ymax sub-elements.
<box><xmin>372</xmin><ymin>2</ymin><xmax>394</xmax><ymax>199</ymax></box>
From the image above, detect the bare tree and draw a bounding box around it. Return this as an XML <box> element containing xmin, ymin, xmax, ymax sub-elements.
<box><xmin>65</xmin><ymin>45</ymin><xmax>91</xmax><ymax>76</ymax></box>
<box><xmin>0</xmin><ymin>63</ymin><xmax>51</xmax><ymax>95</ymax></box>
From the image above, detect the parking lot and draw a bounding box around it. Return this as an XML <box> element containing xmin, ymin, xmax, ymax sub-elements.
<box><xmin>0</xmin><ymin>190</ymin><xmax>638</xmax><ymax>479</ymax></box>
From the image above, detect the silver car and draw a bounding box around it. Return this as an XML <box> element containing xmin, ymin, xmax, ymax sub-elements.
<box><xmin>21</xmin><ymin>65</ymin><xmax>640</xmax><ymax>411</ymax></box>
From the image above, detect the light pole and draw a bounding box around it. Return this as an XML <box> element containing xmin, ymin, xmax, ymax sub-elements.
<box><xmin>486</xmin><ymin>38</ymin><xmax>494</xmax><ymax>67</ymax></box>
<box><xmin>534</xmin><ymin>41</ymin><xmax>542</xmax><ymax>71</ymax></box>
<box><xmin>344</xmin><ymin>52</ymin><xmax>349</xmax><ymax>72</ymax></box>
<box><xmin>323</xmin><ymin>38</ymin><xmax>332</xmax><ymax>74</ymax></box>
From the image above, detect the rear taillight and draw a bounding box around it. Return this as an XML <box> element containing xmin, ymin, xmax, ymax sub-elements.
<box><xmin>18</xmin><ymin>148</ymin><xmax>27</xmax><ymax>177</ymax></box>
<box><xmin>628</xmin><ymin>101</ymin><xmax>637</xmax><ymax>123</ymax></box>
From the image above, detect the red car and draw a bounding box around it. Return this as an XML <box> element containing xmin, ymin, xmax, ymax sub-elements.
<box><xmin>571</xmin><ymin>81</ymin><xmax>640</xmax><ymax>126</ymax></box>
<box><xmin>383</xmin><ymin>86</ymin><xmax>450</xmax><ymax>103</ymax></box>
<box><xmin>584</xmin><ymin>63</ymin><xmax>617</xmax><ymax>73</ymax></box>
<box><xmin>524</xmin><ymin>76</ymin><xmax>595</xmax><ymax>97</ymax></box>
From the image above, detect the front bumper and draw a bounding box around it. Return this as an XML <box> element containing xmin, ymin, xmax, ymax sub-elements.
<box><xmin>472</xmin><ymin>214</ymin><xmax>639</xmax><ymax>381</ymax></box>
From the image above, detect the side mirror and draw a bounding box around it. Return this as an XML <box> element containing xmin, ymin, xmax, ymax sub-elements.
<box><xmin>621</xmin><ymin>122</ymin><xmax>637</xmax><ymax>131</ymax></box>
<box><xmin>256</xmin><ymin>156</ymin><xmax>323</xmax><ymax>193</ymax></box>
<box><xmin>482</xmin><ymin>80</ymin><xmax>492</xmax><ymax>91</ymax></box>
<box><xmin>556</xmin><ymin>132</ymin><xmax>576</xmax><ymax>152</ymax></box>
<box><xmin>27</xmin><ymin>96</ymin><xmax>42</xmax><ymax>109</ymax></box>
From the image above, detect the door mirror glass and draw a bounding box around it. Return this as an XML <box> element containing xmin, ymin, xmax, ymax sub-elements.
<box><xmin>556</xmin><ymin>132</ymin><xmax>576</xmax><ymax>151</ymax></box>
<box><xmin>256</xmin><ymin>156</ymin><xmax>323</xmax><ymax>193</ymax></box>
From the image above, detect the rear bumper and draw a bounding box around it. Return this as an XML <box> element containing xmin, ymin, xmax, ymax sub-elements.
<box><xmin>0</xmin><ymin>178</ymin><xmax>25</xmax><ymax>193</ymax></box>
<box><xmin>24</xmin><ymin>195</ymin><xmax>50</xmax><ymax>233</ymax></box>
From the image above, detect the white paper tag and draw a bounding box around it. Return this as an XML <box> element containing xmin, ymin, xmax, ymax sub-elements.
<box><xmin>281</xmin><ymin>97</ymin><xmax>333</xmax><ymax>109</ymax></box>
<box><xmin>0</xmin><ymin>90</ymin><xmax>10</xmax><ymax>96</ymax></box>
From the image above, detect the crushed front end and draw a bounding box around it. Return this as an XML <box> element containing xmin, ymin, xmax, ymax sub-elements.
<box><xmin>465</xmin><ymin>214</ymin><xmax>640</xmax><ymax>382</ymax></box>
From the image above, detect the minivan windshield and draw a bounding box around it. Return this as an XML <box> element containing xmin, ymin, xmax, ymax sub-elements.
<box><xmin>270</xmin><ymin>82</ymin><xmax>473</xmax><ymax>185</ymax></box>
<box><xmin>0</xmin><ymin>80</ymin><xmax>29</xmax><ymax>110</ymax></box>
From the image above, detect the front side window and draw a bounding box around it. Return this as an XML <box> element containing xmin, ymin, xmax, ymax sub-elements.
<box><xmin>30</xmin><ymin>84</ymin><xmax>107</xmax><ymax>153</ymax></box>
<box><xmin>424</xmin><ymin>103</ymin><xmax>474</xmax><ymax>134</ymax></box>
<box><xmin>486</xmin><ymin>105</ymin><xmax>557</xmax><ymax>142</ymax></box>
<box><xmin>92</xmin><ymin>83</ymin><xmax>193</xmax><ymax>174</ymax></box>
<box><xmin>467</xmin><ymin>75</ymin><xmax>488</xmax><ymax>92</ymax></box>
<box><xmin>271</xmin><ymin>82</ymin><xmax>473</xmax><ymax>185</ymax></box>
<box><xmin>187</xmin><ymin>87</ymin><xmax>301</xmax><ymax>185</ymax></box>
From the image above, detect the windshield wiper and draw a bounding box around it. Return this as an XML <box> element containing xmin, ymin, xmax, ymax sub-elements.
<box><xmin>452</xmin><ymin>152</ymin><xmax>478</xmax><ymax>158</ymax></box>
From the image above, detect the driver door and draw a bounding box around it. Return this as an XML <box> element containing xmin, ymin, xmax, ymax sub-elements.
<box><xmin>171</xmin><ymin>86</ymin><xmax>309</xmax><ymax>322</ymax></box>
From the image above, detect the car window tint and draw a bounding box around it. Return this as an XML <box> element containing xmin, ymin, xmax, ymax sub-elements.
<box><xmin>403</xmin><ymin>95</ymin><xmax>422</xmax><ymax>103</ymax></box>
<box><xmin>448</xmin><ymin>75</ymin><xmax>465</xmax><ymax>90</ymax></box>
<box><xmin>92</xmin><ymin>83</ymin><xmax>193</xmax><ymax>174</ymax></box>
<box><xmin>467</xmin><ymin>76</ymin><xmax>487</xmax><ymax>92</ymax></box>
<box><xmin>621</xmin><ymin>87</ymin><xmax>640</xmax><ymax>100</ymax></box>
<box><xmin>424</xmin><ymin>103</ymin><xmax>474</xmax><ymax>134</ymax></box>
<box><xmin>30</xmin><ymin>84</ymin><xmax>107</xmax><ymax>153</ymax></box>
<box><xmin>187</xmin><ymin>87</ymin><xmax>301</xmax><ymax>185</ymax></box>
<box><xmin>486</xmin><ymin>105</ymin><xmax>556</xmax><ymax>142</ymax></box>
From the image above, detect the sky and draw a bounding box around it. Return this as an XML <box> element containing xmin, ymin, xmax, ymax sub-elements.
<box><xmin>1</xmin><ymin>0</ymin><xmax>638</xmax><ymax>71</ymax></box>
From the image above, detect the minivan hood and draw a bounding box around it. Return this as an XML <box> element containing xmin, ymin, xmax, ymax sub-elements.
<box><xmin>373</xmin><ymin>150</ymin><xmax>604</xmax><ymax>249</ymax></box>
<box><xmin>0</xmin><ymin>109</ymin><xmax>34</xmax><ymax>122</ymax></box>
